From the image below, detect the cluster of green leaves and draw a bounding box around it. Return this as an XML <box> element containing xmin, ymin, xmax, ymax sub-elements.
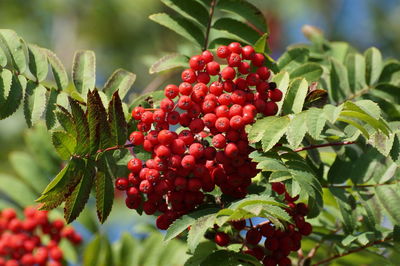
<box><xmin>0</xmin><ymin>29</ymin><xmax>141</xmax><ymax>223</ymax></box>
<box><xmin>149</xmin><ymin>0</ymin><xmax>273</xmax><ymax>74</ymax></box>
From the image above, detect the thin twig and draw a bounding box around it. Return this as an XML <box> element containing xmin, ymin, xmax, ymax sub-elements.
<box><xmin>294</xmin><ymin>141</ymin><xmax>356</xmax><ymax>152</ymax></box>
<box><xmin>337</xmin><ymin>86</ymin><xmax>371</xmax><ymax>105</ymax></box>
<box><xmin>312</xmin><ymin>237</ymin><xmax>392</xmax><ymax>265</ymax></box>
<box><xmin>96</xmin><ymin>143</ymin><xmax>134</xmax><ymax>154</ymax></box>
<box><xmin>322</xmin><ymin>180</ymin><xmax>400</xmax><ymax>189</ymax></box>
<box><xmin>203</xmin><ymin>0</ymin><xmax>217</xmax><ymax>51</ymax></box>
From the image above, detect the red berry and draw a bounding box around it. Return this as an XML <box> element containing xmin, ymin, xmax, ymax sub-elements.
<box><xmin>189</xmin><ymin>55</ymin><xmax>206</xmax><ymax>70</ymax></box>
<box><xmin>202</xmin><ymin>50</ymin><xmax>214</xmax><ymax>63</ymax></box>
<box><xmin>228</xmin><ymin>42</ymin><xmax>242</xmax><ymax>54</ymax></box>
<box><xmin>127</xmin><ymin>158</ymin><xmax>142</xmax><ymax>173</ymax></box>
<box><xmin>238</xmin><ymin>61</ymin><xmax>250</xmax><ymax>74</ymax></box>
<box><xmin>271</xmin><ymin>182</ymin><xmax>286</xmax><ymax>194</ymax></box>
<box><xmin>206</xmin><ymin>61</ymin><xmax>220</xmax><ymax>75</ymax></box>
<box><xmin>268</xmin><ymin>88</ymin><xmax>283</xmax><ymax>102</ymax></box>
<box><xmin>215</xmin><ymin>117</ymin><xmax>230</xmax><ymax>132</ymax></box>
<box><xmin>227</xmin><ymin>53</ymin><xmax>241</xmax><ymax>67</ymax></box>
<box><xmin>214</xmin><ymin>232</ymin><xmax>230</xmax><ymax>246</ymax></box>
<box><xmin>221</xmin><ymin>67</ymin><xmax>236</xmax><ymax>80</ymax></box>
<box><xmin>245</xmin><ymin>228</ymin><xmax>262</xmax><ymax>245</ymax></box>
<box><xmin>263</xmin><ymin>101</ymin><xmax>278</xmax><ymax>116</ymax></box>
<box><xmin>257</xmin><ymin>66</ymin><xmax>271</xmax><ymax>80</ymax></box>
<box><xmin>181</xmin><ymin>68</ymin><xmax>197</xmax><ymax>83</ymax></box>
<box><xmin>189</xmin><ymin>118</ymin><xmax>205</xmax><ymax>133</ymax></box>
<box><xmin>129</xmin><ymin>131</ymin><xmax>144</xmax><ymax>145</ymax></box>
<box><xmin>160</xmin><ymin>98</ymin><xmax>174</xmax><ymax>112</ymax></box>
<box><xmin>217</xmin><ymin>45</ymin><xmax>231</xmax><ymax>58</ymax></box>
<box><xmin>242</xmin><ymin>45</ymin><xmax>255</xmax><ymax>60</ymax></box>
<box><xmin>115</xmin><ymin>178</ymin><xmax>129</xmax><ymax>191</ymax></box>
<box><xmin>231</xmin><ymin>220</ymin><xmax>246</xmax><ymax>230</ymax></box>
<box><xmin>212</xmin><ymin>134</ymin><xmax>227</xmax><ymax>149</ymax></box>
<box><xmin>197</xmin><ymin>71</ymin><xmax>210</xmax><ymax>84</ymax></box>
<box><xmin>139</xmin><ymin>180</ymin><xmax>153</xmax><ymax>194</ymax></box>
<box><xmin>181</xmin><ymin>155</ymin><xmax>196</xmax><ymax>169</ymax></box>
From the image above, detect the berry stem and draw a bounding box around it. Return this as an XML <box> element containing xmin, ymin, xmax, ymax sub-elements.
<box><xmin>203</xmin><ymin>0</ymin><xmax>217</xmax><ymax>51</ymax></box>
<box><xmin>96</xmin><ymin>143</ymin><xmax>135</xmax><ymax>154</ymax></box>
<box><xmin>294</xmin><ymin>141</ymin><xmax>356</xmax><ymax>152</ymax></box>
<box><xmin>312</xmin><ymin>237</ymin><xmax>392</xmax><ymax>265</ymax></box>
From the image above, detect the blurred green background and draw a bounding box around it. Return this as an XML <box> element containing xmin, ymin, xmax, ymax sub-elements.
<box><xmin>0</xmin><ymin>0</ymin><xmax>399</xmax><ymax>249</ymax></box>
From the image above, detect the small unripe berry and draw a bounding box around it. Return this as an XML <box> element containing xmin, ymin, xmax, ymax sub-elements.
<box><xmin>214</xmin><ymin>232</ymin><xmax>230</xmax><ymax>246</ymax></box>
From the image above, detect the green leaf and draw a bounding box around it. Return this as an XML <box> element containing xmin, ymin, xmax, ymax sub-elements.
<box><xmin>37</xmin><ymin>158</ymin><xmax>85</xmax><ymax>210</ymax></box>
<box><xmin>87</xmin><ymin>90</ymin><xmax>113</xmax><ymax>153</ymax></box>
<box><xmin>0</xmin><ymin>44</ymin><xmax>6</xmax><ymax>67</ymax></box>
<box><xmin>217</xmin><ymin>0</ymin><xmax>267</xmax><ymax>33</ymax></box>
<box><xmin>45</xmin><ymin>88</ymin><xmax>59</xmax><ymax>129</ymax></box>
<box><xmin>103</xmin><ymin>68</ymin><xmax>136</xmax><ymax>100</ymax></box>
<box><xmin>329</xmin><ymin>58</ymin><xmax>350</xmax><ymax>103</ymax></box>
<box><xmin>165</xmin><ymin>208</ymin><xmax>219</xmax><ymax>242</ymax></box>
<box><xmin>287</xmin><ymin>111</ymin><xmax>307</xmax><ymax>148</ymax></box>
<box><xmin>200</xmin><ymin>250</ymin><xmax>262</xmax><ymax>266</ymax></box>
<box><xmin>0</xmin><ymin>29</ymin><xmax>27</xmax><ymax>73</ymax></box>
<box><xmin>282</xmin><ymin>78</ymin><xmax>309</xmax><ymax>114</ymax></box>
<box><xmin>28</xmin><ymin>44</ymin><xmax>48</xmax><ymax>82</ymax></box>
<box><xmin>95</xmin><ymin>170</ymin><xmax>114</xmax><ymax>223</ymax></box>
<box><xmin>365</xmin><ymin>47</ymin><xmax>383</xmax><ymax>85</ymax></box>
<box><xmin>72</xmin><ymin>50</ymin><xmax>96</xmax><ymax>97</ymax></box>
<box><xmin>9</xmin><ymin>151</ymin><xmax>49</xmax><ymax>194</ymax></box>
<box><xmin>55</xmin><ymin>105</ymin><xmax>76</xmax><ymax>138</ymax></box>
<box><xmin>83</xmin><ymin>234</ymin><xmax>114</xmax><ymax>266</ymax></box>
<box><xmin>289</xmin><ymin>63</ymin><xmax>323</xmax><ymax>82</ymax></box>
<box><xmin>149</xmin><ymin>13</ymin><xmax>204</xmax><ymax>46</ymax></box>
<box><xmin>69</xmin><ymin>97</ymin><xmax>90</xmax><ymax>155</ymax></box>
<box><xmin>330</xmin><ymin>188</ymin><xmax>357</xmax><ymax>233</ymax></box>
<box><xmin>149</xmin><ymin>53</ymin><xmax>189</xmax><ymax>74</ymax></box>
<box><xmin>0</xmin><ymin>174</ymin><xmax>37</xmax><ymax>207</ymax></box>
<box><xmin>375</xmin><ymin>186</ymin><xmax>400</xmax><ymax>225</ymax></box>
<box><xmin>0</xmin><ymin>74</ymin><xmax>26</xmax><ymax>119</ymax></box>
<box><xmin>187</xmin><ymin>213</ymin><xmax>217</xmax><ymax>252</ymax></box>
<box><xmin>52</xmin><ymin>131</ymin><xmax>77</xmax><ymax>160</ymax></box>
<box><xmin>306</xmin><ymin>107</ymin><xmax>327</xmax><ymax>139</ymax></box>
<box><xmin>23</xmin><ymin>81</ymin><xmax>47</xmax><ymax>127</ymax></box>
<box><xmin>254</xmin><ymin>33</ymin><xmax>271</xmax><ymax>54</ymax></box>
<box><xmin>161</xmin><ymin>0</ymin><xmax>209</xmax><ymax>27</ymax></box>
<box><xmin>277</xmin><ymin>48</ymin><xmax>309</xmax><ymax>71</ymax></box>
<box><xmin>379</xmin><ymin>60</ymin><xmax>400</xmax><ymax>84</ymax></box>
<box><xmin>44</xmin><ymin>48</ymin><xmax>69</xmax><ymax>91</ymax></box>
<box><xmin>108</xmin><ymin>91</ymin><xmax>128</xmax><ymax>146</ymax></box>
<box><xmin>64</xmin><ymin>161</ymin><xmax>95</xmax><ymax>223</ymax></box>
<box><xmin>212</xmin><ymin>18</ymin><xmax>260</xmax><ymax>45</ymax></box>
<box><xmin>0</xmin><ymin>69</ymin><xmax>12</xmax><ymax>107</ymax></box>
<box><xmin>345</xmin><ymin>53</ymin><xmax>366</xmax><ymax>93</ymax></box>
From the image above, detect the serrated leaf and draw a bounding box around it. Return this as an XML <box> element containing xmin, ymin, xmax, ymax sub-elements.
<box><xmin>287</xmin><ymin>111</ymin><xmax>307</xmax><ymax>148</ymax></box>
<box><xmin>212</xmin><ymin>18</ymin><xmax>260</xmax><ymax>45</ymax></box>
<box><xmin>375</xmin><ymin>186</ymin><xmax>400</xmax><ymax>225</ymax></box>
<box><xmin>64</xmin><ymin>161</ymin><xmax>95</xmax><ymax>223</ymax></box>
<box><xmin>95</xmin><ymin>170</ymin><xmax>114</xmax><ymax>223</ymax></box>
<box><xmin>271</xmin><ymin>71</ymin><xmax>290</xmax><ymax>114</ymax></box>
<box><xmin>365</xmin><ymin>47</ymin><xmax>383</xmax><ymax>85</ymax></box>
<box><xmin>277</xmin><ymin>48</ymin><xmax>309</xmax><ymax>71</ymax></box>
<box><xmin>161</xmin><ymin>0</ymin><xmax>209</xmax><ymax>27</ymax></box>
<box><xmin>44</xmin><ymin>48</ymin><xmax>69</xmax><ymax>91</ymax></box>
<box><xmin>289</xmin><ymin>63</ymin><xmax>323</xmax><ymax>82</ymax></box>
<box><xmin>149</xmin><ymin>53</ymin><xmax>189</xmax><ymax>74</ymax></box>
<box><xmin>345</xmin><ymin>53</ymin><xmax>366</xmax><ymax>93</ymax></box>
<box><xmin>103</xmin><ymin>68</ymin><xmax>136</xmax><ymax>100</ymax></box>
<box><xmin>55</xmin><ymin>105</ymin><xmax>76</xmax><ymax>138</ymax></box>
<box><xmin>368</xmin><ymin>131</ymin><xmax>394</xmax><ymax>156</ymax></box>
<box><xmin>217</xmin><ymin>0</ymin><xmax>267</xmax><ymax>33</ymax></box>
<box><xmin>0</xmin><ymin>29</ymin><xmax>27</xmax><ymax>73</ymax></box>
<box><xmin>72</xmin><ymin>50</ymin><xmax>96</xmax><ymax>97</ymax></box>
<box><xmin>150</xmin><ymin>13</ymin><xmax>204</xmax><ymax>47</ymax></box>
<box><xmin>108</xmin><ymin>91</ymin><xmax>128</xmax><ymax>146</ymax></box>
<box><xmin>282</xmin><ymin>78</ymin><xmax>308</xmax><ymax>114</ymax></box>
<box><xmin>254</xmin><ymin>33</ymin><xmax>270</xmax><ymax>54</ymax></box>
<box><xmin>69</xmin><ymin>98</ymin><xmax>90</xmax><ymax>155</ymax></box>
<box><xmin>0</xmin><ymin>69</ymin><xmax>12</xmax><ymax>107</ymax></box>
<box><xmin>323</xmin><ymin>104</ymin><xmax>342</xmax><ymax>123</ymax></box>
<box><xmin>23</xmin><ymin>81</ymin><xmax>47</xmax><ymax>127</ymax></box>
<box><xmin>87</xmin><ymin>90</ymin><xmax>113</xmax><ymax>153</ymax></box>
<box><xmin>306</xmin><ymin>107</ymin><xmax>327</xmax><ymax>139</ymax></box>
<box><xmin>37</xmin><ymin>158</ymin><xmax>85</xmax><ymax>210</ymax></box>
<box><xmin>45</xmin><ymin>88</ymin><xmax>59</xmax><ymax>129</ymax></box>
<box><xmin>330</xmin><ymin>58</ymin><xmax>350</xmax><ymax>103</ymax></box>
<box><xmin>187</xmin><ymin>214</ymin><xmax>217</xmax><ymax>252</ymax></box>
<box><xmin>165</xmin><ymin>208</ymin><xmax>219</xmax><ymax>242</ymax></box>
<box><xmin>28</xmin><ymin>44</ymin><xmax>48</xmax><ymax>82</ymax></box>
<box><xmin>52</xmin><ymin>131</ymin><xmax>76</xmax><ymax>160</ymax></box>
<box><xmin>0</xmin><ymin>74</ymin><xmax>25</xmax><ymax>119</ymax></box>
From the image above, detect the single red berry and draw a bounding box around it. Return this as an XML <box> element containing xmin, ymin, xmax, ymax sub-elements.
<box><xmin>229</xmin><ymin>115</ymin><xmax>244</xmax><ymax>130</ymax></box>
<box><xmin>206</xmin><ymin>61</ymin><xmax>220</xmax><ymax>75</ymax></box>
<box><xmin>167</xmin><ymin>111</ymin><xmax>180</xmax><ymax>125</ymax></box>
<box><xmin>221</xmin><ymin>67</ymin><xmax>236</xmax><ymax>80</ymax></box>
<box><xmin>189</xmin><ymin>55</ymin><xmax>206</xmax><ymax>70</ymax></box>
<box><xmin>202</xmin><ymin>50</ymin><xmax>214</xmax><ymax>63</ymax></box>
<box><xmin>189</xmin><ymin>118</ymin><xmax>205</xmax><ymax>133</ymax></box>
<box><xmin>228</xmin><ymin>42</ymin><xmax>242</xmax><ymax>54</ymax></box>
<box><xmin>268</xmin><ymin>88</ymin><xmax>283</xmax><ymax>102</ymax></box>
<box><xmin>242</xmin><ymin>45</ymin><xmax>255</xmax><ymax>60</ymax></box>
<box><xmin>181</xmin><ymin>68</ymin><xmax>197</xmax><ymax>83</ymax></box>
<box><xmin>115</xmin><ymin>178</ymin><xmax>129</xmax><ymax>191</ymax></box>
<box><xmin>127</xmin><ymin>158</ymin><xmax>142</xmax><ymax>173</ymax></box>
<box><xmin>260</xmin><ymin>222</ymin><xmax>275</xmax><ymax>237</ymax></box>
<box><xmin>299</xmin><ymin>222</ymin><xmax>312</xmax><ymax>236</ymax></box>
<box><xmin>181</xmin><ymin>155</ymin><xmax>196</xmax><ymax>169</ymax></box>
<box><xmin>126</xmin><ymin>186</ymin><xmax>140</xmax><ymax>198</ymax></box>
<box><xmin>214</xmin><ymin>232</ymin><xmax>230</xmax><ymax>246</ymax></box>
<box><xmin>245</xmin><ymin>228</ymin><xmax>262</xmax><ymax>245</ymax></box>
<box><xmin>265</xmin><ymin>237</ymin><xmax>279</xmax><ymax>251</ymax></box>
<box><xmin>139</xmin><ymin>180</ymin><xmax>153</xmax><ymax>194</ymax></box>
<box><xmin>227</xmin><ymin>53</ymin><xmax>241</xmax><ymax>67</ymax></box>
<box><xmin>257</xmin><ymin>66</ymin><xmax>271</xmax><ymax>80</ymax></box>
<box><xmin>215</xmin><ymin>117</ymin><xmax>230</xmax><ymax>132</ymax></box>
<box><xmin>271</xmin><ymin>182</ymin><xmax>286</xmax><ymax>194</ymax></box>
<box><xmin>158</xmin><ymin>130</ymin><xmax>175</xmax><ymax>145</ymax></box>
<box><xmin>132</xmin><ymin>106</ymin><xmax>145</xmax><ymax>120</ymax></box>
<box><xmin>231</xmin><ymin>220</ymin><xmax>246</xmax><ymax>231</ymax></box>
<box><xmin>197</xmin><ymin>71</ymin><xmax>210</xmax><ymax>84</ymax></box>
<box><xmin>212</xmin><ymin>134</ymin><xmax>227</xmax><ymax>149</ymax></box>
<box><xmin>263</xmin><ymin>101</ymin><xmax>278</xmax><ymax>116</ymax></box>
<box><xmin>216</xmin><ymin>45</ymin><xmax>231</xmax><ymax>58</ymax></box>
<box><xmin>188</xmin><ymin>178</ymin><xmax>202</xmax><ymax>192</ymax></box>
<box><xmin>160</xmin><ymin>98</ymin><xmax>174</xmax><ymax>112</ymax></box>
<box><xmin>252</xmin><ymin>53</ymin><xmax>265</xmax><ymax>67</ymax></box>
<box><xmin>129</xmin><ymin>131</ymin><xmax>144</xmax><ymax>145</ymax></box>
<box><xmin>238</xmin><ymin>61</ymin><xmax>250</xmax><ymax>74</ymax></box>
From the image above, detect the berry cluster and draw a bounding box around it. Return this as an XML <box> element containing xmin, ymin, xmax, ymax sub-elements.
<box><xmin>0</xmin><ymin>207</ymin><xmax>81</xmax><ymax>266</ymax></box>
<box><xmin>213</xmin><ymin>183</ymin><xmax>312</xmax><ymax>266</ymax></box>
<box><xmin>116</xmin><ymin>42</ymin><xmax>283</xmax><ymax>230</ymax></box>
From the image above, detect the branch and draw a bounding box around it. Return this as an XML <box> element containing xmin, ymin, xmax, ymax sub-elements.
<box><xmin>96</xmin><ymin>143</ymin><xmax>134</xmax><ymax>154</ymax></box>
<box><xmin>203</xmin><ymin>0</ymin><xmax>217</xmax><ymax>51</ymax></box>
<box><xmin>294</xmin><ymin>141</ymin><xmax>356</xmax><ymax>152</ymax></box>
<box><xmin>337</xmin><ymin>86</ymin><xmax>371</xmax><ymax>105</ymax></box>
<box><xmin>312</xmin><ymin>237</ymin><xmax>392</xmax><ymax>265</ymax></box>
<box><xmin>323</xmin><ymin>180</ymin><xmax>400</xmax><ymax>189</ymax></box>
